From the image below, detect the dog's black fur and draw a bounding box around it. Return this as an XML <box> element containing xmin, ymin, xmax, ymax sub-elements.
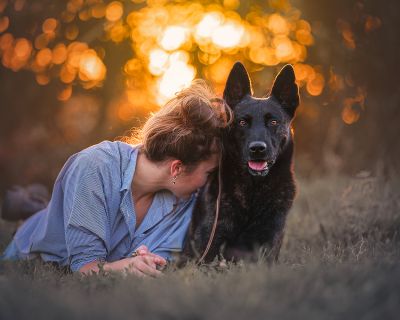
<box><xmin>182</xmin><ymin>62</ymin><xmax>299</xmax><ymax>263</ymax></box>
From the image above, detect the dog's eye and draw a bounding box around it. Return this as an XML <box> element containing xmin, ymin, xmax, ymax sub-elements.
<box><xmin>270</xmin><ymin>119</ymin><xmax>279</xmax><ymax>126</ymax></box>
<box><xmin>239</xmin><ymin>119</ymin><xmax>247</xmax><ymax>127</ymax></box>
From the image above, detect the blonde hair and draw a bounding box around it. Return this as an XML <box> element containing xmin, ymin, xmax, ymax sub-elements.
<box><xmin>122</xmin><ymin>79</ymin><xmax>231</xmax><ymax>167</ymax></box>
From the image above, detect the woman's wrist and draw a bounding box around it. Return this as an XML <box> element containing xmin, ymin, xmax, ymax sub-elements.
<box><xmin>79</xmin><ymin>258</ymin><xmax>107</xmax><ymax>274</ymax></box>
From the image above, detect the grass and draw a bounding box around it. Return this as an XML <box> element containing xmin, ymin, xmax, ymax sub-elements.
<box><xmin>1</xmin><ymin>169</ymin><xmax>399</xmax><ymax>319</ymax></box>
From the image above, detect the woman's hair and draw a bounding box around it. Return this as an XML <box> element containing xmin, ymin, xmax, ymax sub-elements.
<box><xmin>122</xmin><ymin>79</ymin><xmax>232</xmax><ymax>168</ymax></box>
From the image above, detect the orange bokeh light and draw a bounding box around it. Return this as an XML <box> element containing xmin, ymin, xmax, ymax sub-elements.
<box><xmin>14</xmin><ymin>38</ymin><xmax>32</xmax><ymax>60</ymax></box>
<box><xmin>306</xmin><ymin>72</ymin><xmax>325</xmax><ymax>96</ymax></box>
<box><xmin>160</xmin><ymin>26</ymin><xmax>188</xmax><ymax>51</ymax></box>
<box><xmin>105</xmin><ymin>1</ymin><xmax>123</xmax><ymax>22</ymax></box>
<box><xmin>0</xmin><ymin>0</ymin><xmax>324</xmax><ymax>112</ymax></box>
<box><xmin>79</xmin><ymin>49</ymin><xmax>106</xmax><ymax>82</ymax></box>
<box><xmin>34</xmin><ymin>34</ymin><xmax>50</xmax><ymax>49</ymax></box>
<box><xmin>337</xmin><ymin>19</ymin><xmax>356</xmax><ymax>50</ymax></box>
<box><xmin>60</xmin><ymin>64</ymin><xmax>77</xmax><ymax>84</ymax></box>
<box><xmin>107</xmin><ymin>21</ymin><xmax>128</xmax><ymax>43</ymax></box>
<box><xmin>36</xmin><ymin>73</ymin><xmax>50</xmax><ymax>85</ymax></box>
<box><xmin>341</xmin><ymin>90</ymin><xmax>366</xmax><ymax>125</ymax></box>
<box><xmin>274</xmin><ymin>36</ymin><xmax>294</xmax><ymax>61</ymax></box>
<box><xmin>293</xmin><ymin>63</ymin><xmax>312</xmax><ymax>82</ymax></box>
<box><xmin>213</xmin><ymin>24</ymin><xmax>245</xmax><ymax>49</ymax></box>
<box><xmin>268</xmin><ymin>14</ymin><xmax>289</xmax><ymax>35</ymax></box>
<box><xmin>0</xmin><ymin>33</ymin><xmax>14</xmax><ymax>51</ymax></box>
<box><xmin>65</xmin><ymin>24</ymin><xmax>79</xmax><ymax>41</ymax></box>
<box><xmin>295</xmin><ymin>29</ymin><xmax>314</xmax><ymax>46</ymax></box>
<box><xmin>57</xmin><ymin>85</ymin><xmax>73</xmax><ymax>101</ymax></box>
<box><xmin>342</xmin><ymin>105</ymin><xmax>360</xmax><ymax>125</ymax></box>
<box><xmin>42</xmin><ymin>18</ymin><xmax>58</xmax><ymax>34</ymax></box>
<box><xmin>36</xmin><ymin>48</ymin><xmax>53</xmax><ymax>67</ymax></box>
<box><xmin>91</xmin><ymin>4</ymin><xmax>106</xmax><ymax>19</ymax></box>
<box><xmin>0</xmin><ymin>15</ymin><xmax>9</xmax><ymax>33</ymax></box>
<box><xmin>78</xmin><ymin>9</ymin><xmax>91</xmax><ymax>21</ymax></box>
<box><xmin>365</xmin><ymin>15</ymin><xmax>381</xmax><ymax>33</ymax></box>
<box><xmin>52</xmin><ymin>43</ymin><xmax>67</xmax><ymax>64</ymax></box>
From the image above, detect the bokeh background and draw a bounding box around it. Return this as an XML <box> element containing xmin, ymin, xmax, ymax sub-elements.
<box><xmin>0</xmin><ymin>0</ymin><xmax>399</xmax><ymax>192</ymax></box>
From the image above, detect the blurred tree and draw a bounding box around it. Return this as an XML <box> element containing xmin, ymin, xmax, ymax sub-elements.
<box><xmin>292</xmin><ymin>0</ymin><xmax>400</xmax><ymax>175</ymax></box>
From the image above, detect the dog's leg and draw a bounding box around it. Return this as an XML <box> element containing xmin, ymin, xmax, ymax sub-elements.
<box><xmin>265</xmin><ymin>229</ymin><xmax>285</xmax><ymax>263</ymax></box>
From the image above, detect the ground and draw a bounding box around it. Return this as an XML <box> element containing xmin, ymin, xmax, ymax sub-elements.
<box><xmin>1</xmin><ymin>170</ymin><xmax>399</xmax><ymax>319</ymax></box>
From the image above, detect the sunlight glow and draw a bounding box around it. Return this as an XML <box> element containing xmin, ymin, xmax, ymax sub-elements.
<box><xmin>268</xmin><ymin>14</ymin><xmax>289</xmax><ymax>35</ymax></box>
<box><xmin>0</xmin><ymin>0</ymin><xmax>325</xmax><ymax>112</ymax></box>
<box><xmin>148</xmin><ymin>48</ymin><xmax>169</xmax><ymax>75</ymax></box>
<box><xmin>211</xmin><ymin>20</ymin><xmax>245</xmax><ymax>49</ymax></box>
<box><xmin>274</xmin><ymin>36</ymin><xmax>294</xmax><ymax>60</ymax></box>
<box><xmin>79</xmin><ymin>50</ymin><xmax>106</xmax><ymax>82</ymax></box>
<box><xmin>157</xmin><ymin>61</ymin><xmax>196</xmax><ymax>105</ymax></box>
<box><xmin>160</xmin><ymin>26</ymin><xmax>188</xmax><ymax>51</ymax></box>
<box><xmin>195</xmin><ymin>12</ymin><xmax>223</xmax><ymax>40</ymax></box>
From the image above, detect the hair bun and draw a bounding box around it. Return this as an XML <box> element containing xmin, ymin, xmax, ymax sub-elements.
<box><xmin>123</xmin><ymin>79</ymin><xmax>232</xmax><ymax>165</ymax></box>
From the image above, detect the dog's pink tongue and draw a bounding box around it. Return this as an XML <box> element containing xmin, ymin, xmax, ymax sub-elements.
<box><xmin>248</xmin><ymin>161</ymin><xmax>267</xmax><ymax>171</ymax></box>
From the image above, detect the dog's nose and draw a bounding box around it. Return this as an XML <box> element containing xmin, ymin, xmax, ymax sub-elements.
<box><xmin>249</xmin><ymin>141</ymin><xmax>267</xmax><ymax>154</ymax></box>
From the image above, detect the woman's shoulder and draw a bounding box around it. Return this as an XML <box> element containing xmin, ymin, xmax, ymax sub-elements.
<box><xmin>75</xmin><ymin>140</ymin><xmax>138</xmax><ymax>165</ymax></box>
<box><xmin>59</xmin><ymin>141</ymin><xmax>139</xmax><ymax>179</ymax></box>
<box><xmin>81</xmin><ymin>140</ymin><xmax>137</xmax><ymax>156</ymax></box>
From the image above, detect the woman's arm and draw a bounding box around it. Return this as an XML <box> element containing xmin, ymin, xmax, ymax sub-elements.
<box><xmin>79</xmin><ymin>245</ymin><xmax>167</xmax><ymax>277</ymax></box>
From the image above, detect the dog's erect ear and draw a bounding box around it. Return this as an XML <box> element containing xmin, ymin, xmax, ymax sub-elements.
<box><xmin>271</xmin><ymin>64</ymin><xmax>299</xmax><ymax>118</ymax></box>
<box><xmin>223</xmin><ymin>62</ymin><xmax>253</xmax><ymax>108</ymax></box>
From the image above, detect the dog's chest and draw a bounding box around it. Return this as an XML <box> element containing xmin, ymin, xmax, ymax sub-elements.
<box><xmin>225</xmin><ymin>178</ymin><xmax>293</xmax><ymax>218</ymax></box>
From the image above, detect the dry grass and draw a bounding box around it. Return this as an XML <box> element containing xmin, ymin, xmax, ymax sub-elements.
<box><xmin>1</xmin><ymin>170</ymin><xmax>399</xmax><ymax>319</ymax></box>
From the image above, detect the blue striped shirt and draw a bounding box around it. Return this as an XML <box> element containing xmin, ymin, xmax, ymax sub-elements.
<box><xmin>3</xmin><ymin>141</ymin><xmax>196</xmax><ymax>272</ymax></box>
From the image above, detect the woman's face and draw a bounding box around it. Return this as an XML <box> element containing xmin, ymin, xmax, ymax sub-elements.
<box><xmin>172</xmin><ymin>153</ymin><xmax>219</xmax><ymax>200</ymax></box>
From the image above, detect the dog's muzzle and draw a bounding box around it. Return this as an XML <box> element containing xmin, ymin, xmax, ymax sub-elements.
<box><xmin>247</xmin><ymin>141</ymin><xmax>274</xmax><ymax>176</ymax></box>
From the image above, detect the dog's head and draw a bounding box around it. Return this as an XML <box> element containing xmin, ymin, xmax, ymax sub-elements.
<box><xmin>223</xmin><ymin>62</ymin><xmax>299</xmax><ymax>177</ymax></box>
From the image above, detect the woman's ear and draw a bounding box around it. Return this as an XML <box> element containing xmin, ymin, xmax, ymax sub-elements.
<box><xmin>170</xmin><ymin>160</ymin><xmax>183</xmax><ymax>177</ymax></box>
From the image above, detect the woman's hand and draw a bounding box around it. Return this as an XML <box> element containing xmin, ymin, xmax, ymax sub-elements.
<box><xmin>106</xmin><ymin>254</ymin><xmax>164</xmax><ymax>278</ymax></box>
<box><xmin>121</xmin><ymin>245</ymin><xmax>167</xmax><ymax>277</ymax></box>
<box><xmin>79</xmin><ymin>245</ymin><xmax>167</xmax><ymax>277</ymax></box>
<box><xmin>134</xmin><ymin>245</ymin><xmax>167</xmax><ymax>267</ymax></box>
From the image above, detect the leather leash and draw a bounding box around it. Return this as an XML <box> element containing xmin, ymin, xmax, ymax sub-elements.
<box><xmin>196</xmin><ymin>152</ymin><xmax>222</xmax><ymax>264</ymax></box>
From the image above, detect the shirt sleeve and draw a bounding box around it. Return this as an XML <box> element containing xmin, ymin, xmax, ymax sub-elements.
<box><xmin>151</xmin><ymin>196</ymin><xmax>196</xmax><ymax>262</ymax></box>
<box><xmin>61</xmin><ymin>154</ymin><xmax>109</xmax><ymax>272</ymax></box>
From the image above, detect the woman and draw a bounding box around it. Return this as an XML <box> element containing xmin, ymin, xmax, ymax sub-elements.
<box><xmin>1</xmin><ymin>80</ymin><xmax>230</xmax><ymax>277</ymax></box>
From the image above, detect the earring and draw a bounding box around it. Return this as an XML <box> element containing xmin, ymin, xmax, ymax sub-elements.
<box><xmin>172</xmin><ymin>176</ymin><xmax>177</xmax><ymax>185</ymax></box>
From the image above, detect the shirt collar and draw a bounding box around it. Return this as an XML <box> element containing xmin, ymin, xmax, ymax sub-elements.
<box><xmin>120</xmin><ymin>144</ymin><xmax>139</xmax><ymax>192</ymax></box>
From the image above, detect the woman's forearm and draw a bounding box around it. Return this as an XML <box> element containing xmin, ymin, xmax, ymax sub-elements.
<box><xmin>78</xmin><ymin>254</ymin><xmax>165</xmax><ymax>277</ymax></box>
<box><xmin>78</xmin><ymin>258</ymin><xmax>130</xmax><ymax>274</ymax></box>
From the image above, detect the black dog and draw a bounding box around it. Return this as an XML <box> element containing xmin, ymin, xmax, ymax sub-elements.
<box><xmin>182</xmin><ymin>62</ymin><xmax>299</xmax><ymax>263</ymax></box>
